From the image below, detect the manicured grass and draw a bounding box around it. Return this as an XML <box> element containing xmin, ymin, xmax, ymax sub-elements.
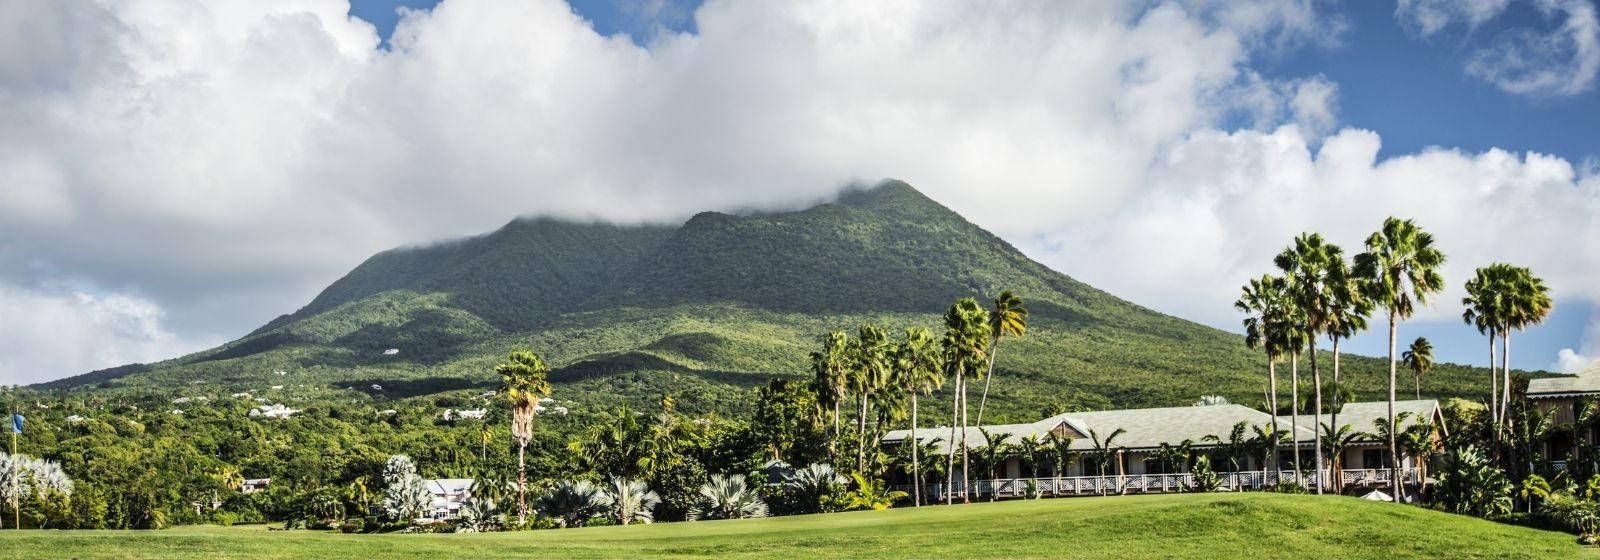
<box><xmin>3</xmin><ymin>493</ymin><xmax>1594</xmax><ymax>559</ymax></box>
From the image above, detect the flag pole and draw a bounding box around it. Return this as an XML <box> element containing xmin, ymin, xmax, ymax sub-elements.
<box><xmin>10</xmin><ymin>413</ymin><xmax>18</xmax><ymax>530</ymax></box>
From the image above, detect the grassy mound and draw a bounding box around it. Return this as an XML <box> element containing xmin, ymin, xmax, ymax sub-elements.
<box><xmin>2</xmin><ymin>493</ymin><xmax>1590</xmax><ymax>559</ymax></box>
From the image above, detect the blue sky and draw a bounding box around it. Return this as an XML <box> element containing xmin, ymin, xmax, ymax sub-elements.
<box><xmin>4</xmin><ymin>1</ymin><xmax>1597</xmax><ymax>384</ymax></box>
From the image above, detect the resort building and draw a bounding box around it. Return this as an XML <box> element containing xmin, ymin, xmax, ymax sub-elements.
<box><xmin>882</xmin><ymin>399</ymin><xmax>1443</xmax><ymax>500</ymax></box>
<box><xmin>240</xmin><ymin>478</ymin><xmax>272</xmax><ymax>494</ymax></box>
<box><xmin>1528</xmin><ymin>361</ymin><xmax>1600</xmax><ymax>470</ymax></box>
<box><xmin>423</xmin><ymin>478</ymin><xmax>474</xmax><ymax>520</ymax></box>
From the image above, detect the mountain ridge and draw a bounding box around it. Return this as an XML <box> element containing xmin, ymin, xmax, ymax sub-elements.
<box><xmin>37</xmin><ymin>180</ymin><xmax>1504</xmax><ymax>421</ymax></box>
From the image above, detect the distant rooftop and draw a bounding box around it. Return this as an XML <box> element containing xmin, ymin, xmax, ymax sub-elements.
<box><xmin>1528</xmin><ymin>361</ymin><xmax>1600</xmax><ymax>398</ymax></box>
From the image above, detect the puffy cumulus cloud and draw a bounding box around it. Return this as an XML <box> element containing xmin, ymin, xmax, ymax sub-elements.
<box><xmin>1028</xmin><ymin>125</ymin><xmax>1600</xmax><ymax>369</ymax></box>
<box><xmin>1555</xmin><ymin>316</ymin><xmax>1600</xmax><ymax>373</ymax></box>
<box><xmin>0</xmin><ymin>0</ymin><xmax>1341</xmax><ymax>382</ymax></box>
<box><xmin>0</xmin><ymin>284</ymin><xmax>214</xmax><ymax>385</ymax></box>
<box><xmin>1397</xmin><ymin>0</ymin><xmax>1600</xmax><ymax>98</ymax></box>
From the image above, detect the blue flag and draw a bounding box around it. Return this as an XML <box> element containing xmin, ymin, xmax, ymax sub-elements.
<box><xmin>10</xmin><ymin>413</ymin><xmax>20</xmax><ymax>435</ymax></box>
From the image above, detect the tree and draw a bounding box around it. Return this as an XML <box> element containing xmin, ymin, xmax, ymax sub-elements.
<box><xmin>1046</xmin><ymin>431</ymin><xmax>1074</xmax><ymax>495</ymax></box>
<box><xmin>1434</xmin><ymin>445</ymin><xmax>1512</xmax><ymax>517</ymax></box>
<box><xmin>893</xmin><ymin>327</ymin><xmax>944</xmax><ymax>506</ymax></box>
<box><xmin>1202</xmin><ymin>422</ymin><xmax>1249</xmax><ymax>472</ymax></box>
<box><xmin>688</xmin><ymin>474</ymin><xmax>767</xmax><ymax>520</ymax></box>
<box><xmin>974</xmin><ymin>428</ymin><xmax>1014</xmax><ymax>501</ymax></box>
<box><xmin>784</xmin><ymin>463</ymin><xmax>846</xmax><ymax>514</ymax></box>
<box><xmin>1319</xmin><ymin>423</ymin><xmax>1362</xmax><ymax>492</ymax></box>
<box><xmin>1323</xmin><ymin>253</ymin><xmax>1370</xmax><ymax>436</ymax></box>
<box><xmin>536</xmin><ymin>480</ymin><xmax>609</xmax><ymax>528</ymax></box>
<box><xmin>604</xmin><ymin>478</ymin><xmax>660</xmax><ymax>525</ymax></box>
<box><xmin>975</xmin><ymin>290</ymin><xmax>1028</xmax><ymax>428</ymax></box>
<box><xmin>1499</xmin><ymin>266</ymin><xmax>1553</xmax><ymax>425</ymax></box>
<box><xmin>1355</xmin><ymin>217</ymin><xmax>1446</xmax><ymax>501</ymax></box>
<box><xmin>941</xmin><ymin>298</ymin><xmax>991</xmax><ymax>504</ymax></box>
<box><xmin>751</xmin><ymin>379</ymin><xmax>823</xmax><ymax>465</ymax></box>
<box><xmin>1086</xmin><ymin>428</ymin><xmax>1127</xmax><ymax>481</ymax></box>
<box><xmin>1017</xmin><ymin>434</ymin><xmax>1045</xmax><ymax>482</ymax></box>
<box><xmin>379</xmin><ymin>455</ymin><xmax>431</xmax><ymax>523</ymax></box>
<box><xmin>842</xmin><ymin>472</ymin><xmax>907</xmax><ymax>511</ymax></box>
<box><xmin>1237</xmin><ymin>274</ymin><xmax>1291</xmax><ymax>473</ymax></box>
<box><xmin>496</xmin><ymin>349</ymin><xmax>552</xmax><ymax>525</ymax></box>
<box><xmin>847</xmin><ymin>324</ymin><xmax>891</xmax><ymax>474</ymax></box>
<box><xmin>810</xmin><ymin>331</ymin><xmax>850</xmax><ymax>463</ymax></box>
<box><xmin>1276</xmin><ymin>232</ymin><xmax>1344</xmax><ymax>494</ymax></box>
<box><xmin>1402</xmin><ymin>337</ymin><xmax>1434</xmax><ymax>401</ymax></box>
<box><xmin>1463</xmin><ymin>266</ymin><xmax>1507</xmax><ymax>424</ymax></box>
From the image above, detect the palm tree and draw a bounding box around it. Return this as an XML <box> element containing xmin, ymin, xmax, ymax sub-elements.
<box><xmin>1500</xmin><ymin>266</ymin><xmax>1553</xmax><ymax>424</ymax></box>
<box><xmin>1018</xmin><ymin>434</ymin><xmax>1045</xmax><ymax>483</ymax></box>
<box><xmin>1046</xmin><ymin>431</ymin><xmax>1074</xmax><ymax>495</ymax></box>
<box><xmin>1281</xmin><ymin>305</ymin><xmax>1310</xmax><ymax>481</ymax></box>
<box><xmin>689</xmin><ymin>474</ymin><xmax>767</xmax><ymax>520</ymax></box>
<box><xmin>975</xmin><ymin>290</ymin><xmax>1028</xmax><ymax>428</ymax></box>
<box><xmin>496</xmin><ymin>349</ymin><xmax>552</xmax><ymax>525</ymax></box>
<box><xmin>1402</xmin><ymin>337</ymin><xmax>1434</xmax><ymax>401</ymax></box>
<box><xmin>895</xmin><ymin>327</ymin><xmax>944</xmax><ymax>506</ymax></box>
<box><xmin>1247</xmin><ymin>425</ymin><xmax>1285</xmax><ymax>475</ymax></box>
<box><xmin>1086</xmin><ymin>428</ymin><xmax>1127</xmax><ymax>479</ymax></box>
<box><xmin>536</xmin><ymin>480</ymin><xmax>609</xmax><ymax>528</ymax></box>
<box><xmin>1355</xmin><ymin>217</ymin><xmax>1446</xmax><ymax>501</ymax></box>
<box><xmin>975</xmin><ymin>428</ymin><xmax>1015</xmax><ymax>501</ymax></box>
<box><xmin>1202</xmin><ymin>421</ymin><xmax>1250</xmax><ymax>472</ymax></box>
<box><xmin>604</xmin><ymin>478</ymin><xmax>660</xmax><ymax>525</ymax></box>
<box><xmin>1400</xmin><ymin>419</ymin><xmax>1440</xmax><ymax>497</ymax></box>
<box><xmin>1276</xmin><ymin>233</ymin><xmax>1345</xmax><ymax>494</ymax></box>
<box><xmin>1319</xmin><ymin>422</ymin><xmax>1362</xmax><ymax>492</ymax></box>
<box><xmin>941</xmin><ymin>298</ymin><xmax>991</xmax><ymax>504</ymax></box>
<box><xmin>811</xmin><ymin>331</ymin><xmax>850</xmax><ymax>462</ymax></box>
<box><xmin>1463</xmin><ymin>266</ymin><xmax>1507</xmax><ymax>423</ymax></box>
<box><xmin>1324</xmin><ymin>255</ymin><xmax>1370</xmax><ymax>436</ymax></box>
<box><xmin>848</xmin><ymin>324</ymin><xmax>891</xmax><ymax>474</ymax></box>
<box><xmin>1237</xmin><ymin>274</ymin><xmax>1291</xmax><ymax>473</ymax></box>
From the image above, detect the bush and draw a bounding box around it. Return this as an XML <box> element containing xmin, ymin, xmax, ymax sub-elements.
<box><xmin>339</xmin><ymin>518</ymin><xmax>365</xmax><ymax>534</ymax></box>
<box><xmin>1541</xmin><ymin>494</ymin><xmax>1600</xmax><ymax>536</ymax></box>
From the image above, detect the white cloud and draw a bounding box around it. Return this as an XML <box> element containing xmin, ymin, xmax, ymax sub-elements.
<box><xmin>0</xmin><ymin>284</ymin><xmax>211</xmax><ymax>385</ymax></box>
<box><xmin>1397</xmin><ymin>0</ymin><xmax>1600</xmax><ymax>98</ymax></box>
<box><xmin>1555</xmin><ymin>316</ymin><xmax>1600</xmax><ymax>372</ymax></box>
<box><xmin>0</xmin><ymin>0</ymin><xmax>1594</xmax><ymax>381</ymax></box>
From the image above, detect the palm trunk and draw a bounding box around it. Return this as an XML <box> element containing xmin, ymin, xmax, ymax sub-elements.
<box><xmin>953</xmin><ymin>376</ymin><xmax>966</xmax><ymax>502</ymax></box>
<box><xmin>517</xmin><ymin>440</ymin><xmax>528</xmax><ymax>525</ymax></box>
<box><xmin>1488</xmin><ymin>329</ymin><xmax>1498</xmax><ymax>426</ymax></box>
<box><xmin>1387</xmin><ymin>311</ymin><xmax>1402</xmax><ymax>502</ymax></box>
<box><xmin>976</xmin><ymin>336</ymin><xmax>1000</xmax><ymax>428</ymax></box>
<box><xmin>911</xmin><ymin>392</ymin><xmax>921</xmax><ymax>507</ymax></box>
<box><xmin>1290</xmin><ymin>350</ymin><xmax>1301</xmax><ymax>481</ymax></box>
<box><xmin>1310</xmin><ymin>335</ymin><xmax>1324</xmax><ymax>494</ymax></box>
<box><xmin>858</xmin><ymin>393</ymin><xmax>869</xmax><ymax>474</ymax></box>
<box><xmin>1269</xmin><ymin>358</ymin><xmax>1280</xmax><ymax>476</ymax></box>
<box><xmin>832</xmin><ymin>398</ymin><xmax>841</xmax><ymax>461</ymax></box>
<box><xmin>946</xmin><ymin>372</ymin><xmax>962</xmax><ymax>505</ymax></box>
<box><xmin>1331</xmin><ymin>337</ymin><xmax>1342</xmax><ymax>440</ymax></box>
<box><xmin>1501</xmin><ymin>331</ymin><xmax>1512</xmax><ymax>428</ymax></box>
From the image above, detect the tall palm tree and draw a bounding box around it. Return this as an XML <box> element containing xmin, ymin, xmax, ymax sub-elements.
<box><xmin>1276</xmin><ymin>232</ymin><xmax>1345</xmax><ymax>494</ymax></box>
<box><xmin>848</xmin><ymin>324</ymin><xmax>891</xmax><ymax>474</ymax></box>
<box><xmin>1202</xmin><ymin>421</ymin><xmax>1250</xmax><ymax>472</ymax></box>
<box><xmin>810</xmin><ymin>331</ymin><xmax>850</xmax><ymax>462</ymax></box>
<box><xmin>1086</xmin><ymin>428</ymin><xmax>1127</xmax><ymax>478</ymax></box>
<box><xmin>1463</xmin><ymin>266</ymin><xmax>1507</xmax><ymax>423</ymax></box>
<box><xmin>1281</xmin><ymin>304</ymin><xmax>1310</xmax><ymax>481</ymax></box>
<box><xmin>941</xmin><ymin>298</ymin><xmax>991</xmax><ymax>504</ymax></box>
<box><xmin>1500</xmin><ymin>266</ymin><xmax>1553</xmax><ymax>424</ymax></box>
<box><xmin>895</xmin><ymin>327</ymin><xmax>944</xmax><ymax>506</ymax></box>
<box><xmin>496</xmin><ymin>349</ymin><xmax>552</xmax><ymax>525</ymax></box>
<box><xmin>1355</xmin><ymin>217</ymin><xmax>1446</xmax><ymax>501</ymax></box>
<box><xmin>1324</xmin><ymin>256</ymin><xmax>1370</xmax><ymax>436</ymax></box>
<box><xmin>1237</xmin><ymin>274</ymin><xmax>1291</xmax><ymax>473</ymax></box>
<box><xmin>1402</xmin><ymin>337</ymin><xmax>1434</xmax><ymax>401</ymax></box>
<box><xmin>975</xmin><ymin>290</ymin><xmax>1028</xmax><ymax>428</ymax></box>
<box><xmin>1017</xmin><ymin>434</ymin><xmax>1045</xmax><ymax>482</ymax></box>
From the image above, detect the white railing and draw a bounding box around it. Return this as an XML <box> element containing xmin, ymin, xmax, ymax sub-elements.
<box><xmin>910</xmin><ymin>468</ymin><xmax>1423</xmax><ymax>501</ymax></box>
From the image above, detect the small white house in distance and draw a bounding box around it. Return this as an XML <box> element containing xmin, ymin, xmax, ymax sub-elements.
<box><xmin>443</xmin><ymin>409</ymin><xmax>487</xmax><ymax>421</ymax></box>
<box><xmin>371</xmin><ymin>384</ymin><xmax>384</xmax><ymax>391</ymax></box>
<box><xmin>232</xmin><ymin>392</ymin><xmax>251</xmax><ymax>398</ymax></box>
<box><xmin>249</xmin><ymin>403</ymin><xmax>299</xmax><ymax>419</ymax></box>
<box><xmin>423</xmin><ymin>479</ymin><xmax>473</xmax><ymax>520</ymax></box>
<box><xmin>383</xmin><ymin>348</ymin><xmax>400</xmax><ymax>355</ymax></box>
<box><xmin>172</xmin><ymin>397</ymin><xmax>191</xmax><ymax>404</ymax></box>
<box><xmin>170</xmin><ymin>409</ymin><xmax>184</xmax><ymax>416</ymax></box>
<box><xmin>66</xmin><ymin>415</ymin><xmax>86</xmax><ymax>424</ymax></box>
<box><xmin>376</xmin><ymin>409</ymin><xmax>397</xmax><ymax>417</ymax></box>
<box><xmin>241</xmin><ymin>478</ymin><xmax>271</xmax><ymax>494</ymax></box>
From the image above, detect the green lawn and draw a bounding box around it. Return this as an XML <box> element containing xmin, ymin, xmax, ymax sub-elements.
<box><xmin>3</xmin><ymin>493</ymin><xmax>1592</xmax><ymax>559</ymax></box>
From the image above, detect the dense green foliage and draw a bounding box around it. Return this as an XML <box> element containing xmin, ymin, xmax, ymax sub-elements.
<box><xmin>2</xmin><ymin>493</ymin><xmax>1593</xmax><ymax>559</ymax></box>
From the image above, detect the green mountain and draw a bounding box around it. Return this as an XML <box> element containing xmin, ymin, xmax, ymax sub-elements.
<box><xmin>42</xmin><ymin>180</ymin><xmax>1497</xmax><ymax>420</ymax></box>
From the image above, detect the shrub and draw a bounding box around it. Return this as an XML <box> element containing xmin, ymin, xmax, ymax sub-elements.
<box><xmin>689</xmin><ymin>474</ymin><xmax>767</xmax><ymax>520</ymax></box>
<box><xmin>339</xmin><ymin>518</ymin><xmax>365</xmax><ymax>534</ymax></box>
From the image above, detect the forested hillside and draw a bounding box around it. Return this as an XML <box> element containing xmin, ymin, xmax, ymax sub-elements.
<box><xmin>40</xmin><ymin>180</ymin><xmax>1502</xmax><ymax>421</ymax></box>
